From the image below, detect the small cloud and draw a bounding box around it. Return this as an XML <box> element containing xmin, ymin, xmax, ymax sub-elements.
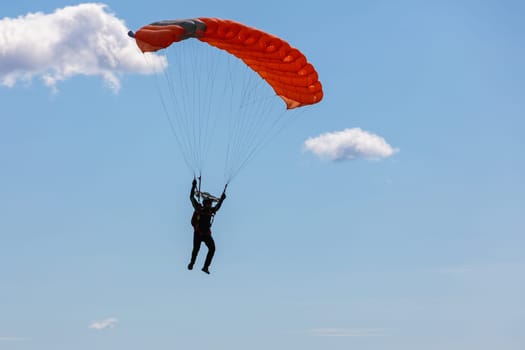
<box><xmin>436</xmin><ymin>265</ymin><xmax>474</xmax><ymax>275</ymax></box>
<box><xmin>304</xmin><ymin>128</ymin><xmax>398</xmax><ymax>161</ymax></box>
<box><xmin>0</xmin><ymin>3</ymin><xmax>166</xmax><ymax>91</ymax></box>
<box><xmin>0</xmin><ymin>337</ymin><xmax>28</xmax><ymax>341</ymax></box>
<box><xmin>89</xmin><ymin>317</ymin><xmax>118</xmax><ymax>330</ymax></box>
<box><xmin>308</xmin><ymin>328</ymin><xmax>385</xmax><ymax>337</ymax></box>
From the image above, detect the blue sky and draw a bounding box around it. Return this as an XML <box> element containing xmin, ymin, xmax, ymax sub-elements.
<box><xmin>1</xmin><ymin>1</ymin><xmax>524</xmax><ymax>349</ymax></box>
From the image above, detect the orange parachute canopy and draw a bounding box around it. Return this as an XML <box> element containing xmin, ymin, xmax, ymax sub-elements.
<box><xmin>129</xmin><ymin>18</ymin><xmax>323</xmax><ymax>109</ymax></box>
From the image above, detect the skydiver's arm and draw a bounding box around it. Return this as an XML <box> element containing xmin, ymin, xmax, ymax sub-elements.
<box><xmin>190</xmin><ymin>179</ymin><xmax>199</xmax><ymax>209</ymax></box>
<box><xmin>213</xmin><ymin>192</ymin><xmax>226</xmax><ymax>213</ymax></box>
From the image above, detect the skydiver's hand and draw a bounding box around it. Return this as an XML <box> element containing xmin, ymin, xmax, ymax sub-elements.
<box><xmin>221</xmin><ymin>192</ymin><xmax>226</xmax><ymax>200</ymax></box>
<box><xmin>192</xmin><ymin>178</ymin><xmax>197</xmax><ymax>187</ymax></box>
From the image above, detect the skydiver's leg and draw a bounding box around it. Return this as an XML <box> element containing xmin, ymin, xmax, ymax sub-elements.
<box><xmin>202</xmin><ymin>235</ymin><xmax>215</xmax><ymax>273</ymax></box>
<box><xmin>188</xmin><ymin>234</ymin><xmax>201</xmax><ymax>270</ymax></box>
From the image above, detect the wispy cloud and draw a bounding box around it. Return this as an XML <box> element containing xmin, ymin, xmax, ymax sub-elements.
<box><xmin>436</xmin><ymin>265</ymin><xmax>474</xmax><ymax>275</ymax></box>
<box><xmin>436</xmin><ymin>262</ymin><xmax>525</xmax><ymax>276</ymax></box>
<box><xmin>304</xmin><ymin>128</ymin><xmax>398</xmax><ymax>161</ymax></box>
<box><xmin>89</xmin><ymin>317</ymin><xmax>118</xmax><ymax>330</ymax></box>
<box><xmin>308</xmin><ymin>328</ymin><xmax>385</xmax><ymax>337</ymax></box>
<box><xmin>0</xmin><ymin>337</ymin><xmax>28</xmax><ymax>341</ymax></box>
<box><xmin>0</xmin><ymin>3</ymin><xmax>165</xmax><ymax>91</ymax></box>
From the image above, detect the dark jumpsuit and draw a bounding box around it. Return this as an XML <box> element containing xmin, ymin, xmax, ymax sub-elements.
<box><xmin>189</xmin><ymin>184</ymin><xmax>225</xmax><ymax>269</ymax></box>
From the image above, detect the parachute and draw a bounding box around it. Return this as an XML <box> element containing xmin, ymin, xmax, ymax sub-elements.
<box><xmin>129</xmin><ymin>18</ymin><xmax>323</xmax><ymax>184</ymax></box>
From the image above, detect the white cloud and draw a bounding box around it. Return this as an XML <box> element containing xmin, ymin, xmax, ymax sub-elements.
<box><xmin>0</xmin><ymin>337</ymin><xmax>28</xmax><ymax>341</ymax></box>
<box><xmin>308</xmin><ymin>328</ymin><xmax>385</xmax><ymax>337</ymax></box>
<box><xmin>436</xmin><ymin>265</ymin><xmax>474</xmax><ymax>275</ymax></box>
<box><xmin>89</xmin><ymin>317</ymin><xmax>118</xmax><ymax>330</ymax></box>
<box><xmin>304</xmin><ymin>128</ymin><xmax>398</xmax><ymax>161</ymax></box>
<box><xmin>436</xmin><ymin>262</ymin><xmax>525</xmax><ymax>276</ymax></box>
<box><xmin>0</xmin><ymin>3</ymin><xmax>166</xmax><ymax>91</ymax></box>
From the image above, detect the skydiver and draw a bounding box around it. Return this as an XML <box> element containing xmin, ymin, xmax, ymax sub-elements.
<box><xmin>188</xmin><ymin>178</ymin><xmax>227</xmax><ymax>274</ymax></box>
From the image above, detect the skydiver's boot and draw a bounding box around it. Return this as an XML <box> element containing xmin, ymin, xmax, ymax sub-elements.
<box><xmin>201</xmin><ymin>267</ymin><xmax>210</xmax><ymax>274</ymax></box>
<box><xmin>187</xmin><ymin>262</ymin><xmax>194</xmax><ymax>270</ymax></box>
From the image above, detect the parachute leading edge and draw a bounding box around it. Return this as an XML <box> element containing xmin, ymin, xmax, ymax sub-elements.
<box><xmin>129</xmin><ymin>18</ymin><xmax>323</xmax><ymax>109</ymax></box>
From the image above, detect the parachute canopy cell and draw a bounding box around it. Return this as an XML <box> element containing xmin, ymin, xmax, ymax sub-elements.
<box><xmin>129</xmin><ymin>18</ymin><xmax>323</xmax><ymax>109</ymax></box>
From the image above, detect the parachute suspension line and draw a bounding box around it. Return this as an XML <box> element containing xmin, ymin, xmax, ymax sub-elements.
<box><xmin>197</xmin><ymin>44</ymin><xmax>222</xmax><ymax>174</ymax></box>
<box><xmin>228</xmin><ymin>106</ymin><xmax>306</xmax><ymax>183</ymax></box>
<box><xmin>228</xmin><ymin>92</ymin><xmax>308</xmax><ymax>183</ymax></box>
<box><xmin>174</xmin><ymin>41</ymin><xmax>222</xmax><ymax>176</ymax></box>
<box><xmin>226</xmin><ymin>105</ymin><xmax>282</xmax><ymax>183</ymax></box>
<box><xmin>225</xmin><ymin>95</ymin><xmax>268</xmax><ymax>180</ymax></box>
<box><xmin>223</xmin><ymin>59</ymin><xmax>271</xmax><ymax>182</ymax></box>
<box><xmin>223</xmin><ymin>57</ymin><xmax>239</xmax><ymax>181</ymax></box>
<box><xmin>160</xmin><ymin>55</ymin><xmax>195</xmax><ymax>170</ymax></box>
<box><xmin>169</xmin><ymin>44</ymin><xmax>202</xmax><ymax>174</ymax></box>
<box><xmin>234</xmin><ymin>90</ymin><xmax>276</xmax><ymax>163</ymax></box>
<box><xmin>223</xmin><ymin>53</ymin><xmax>241</xmax><ymax>183</ymax></box>
<box><xmin>162</xmin><ymin>42</ymin><xmax>217</xmax><ymax>175</ymax></box>
<box><xmin>221</xmin><ymin>55</ymin><xmax>303</xmax><ymax>184</ymax></box>
<box><xmin>142</xmin><ymin>53</ymin><xmax>194</xmax><ymax>174</ymax></box>
<box><xmin>171</xmin><ymin>44</ymin><xmax>200</xmax><ymax>173</ymax></box>
<box><xmin>136</xmin><ymin>44</ymin><xmax>195</xmax><ymax>176</ymax></box>
<box><xmin>179</xmin><ymin>42</ymin><xmax>198</xmax><ymax>173</ymax></box>
<box><xmin>199</xmin><ymin>43</ymin><xmax>221</xmax><ymax>174</ymax></box>
<box><xmin>169</xmin><ymin>51</ymin><xmax>204</xmax><ymax>174</ymax></box>
<box><xmin>187</xmin><ymin>42</ymin><xmax>202</xmax><ymax>173</ymax></box>
<box><xmin>154</xmin><ymin>49</ymin><xmax>200</xmax><ymax>173</ymax></box>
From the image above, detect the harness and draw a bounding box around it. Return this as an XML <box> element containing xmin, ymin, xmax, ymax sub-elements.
<box><xmin>191</xmin><ymin>176</ymin><xmax>227</xmax><ymax>234</ymax></box>
<box><xmin>191</xmin><ymin>204</ymin><xmax>216</xmax><ymax>235</ymax></box>
<box><xmin>191</xmin><ymin>207</ymin><xmax>216</xmax><ymax>228</ymax></box>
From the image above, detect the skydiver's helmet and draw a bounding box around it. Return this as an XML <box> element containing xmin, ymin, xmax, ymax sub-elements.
<box><xmin>203</xmin><ymin>198</ymin><xmax>213</xmax><ymax>208</ymax></box>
